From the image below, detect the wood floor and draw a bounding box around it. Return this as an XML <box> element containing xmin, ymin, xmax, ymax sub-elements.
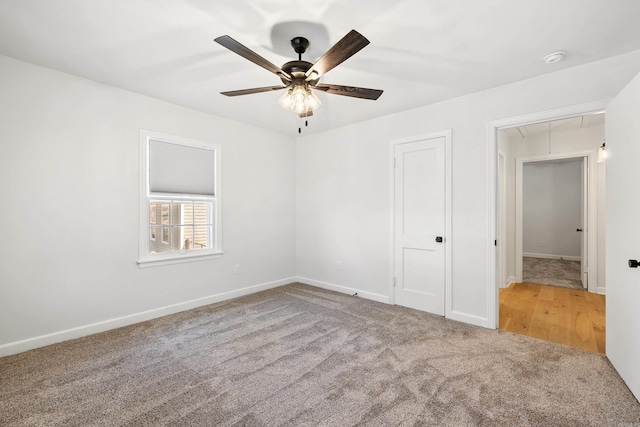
<box><xmin>499</xmin><ymin>282</ymin><xmax>606</xmax><ymax>353</ymax></box>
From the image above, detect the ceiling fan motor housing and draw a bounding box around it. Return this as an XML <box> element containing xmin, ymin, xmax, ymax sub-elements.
<box><xmin>280</xmin><ymin>60</ymin><xmax>318</xmax><ymax>85</ymax></box>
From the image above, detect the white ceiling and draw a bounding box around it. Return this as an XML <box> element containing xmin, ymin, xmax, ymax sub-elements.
<box><xmin>1</xmin><ymin>0</ymin><xmax>639</xmax><ymax>136</ymax></box>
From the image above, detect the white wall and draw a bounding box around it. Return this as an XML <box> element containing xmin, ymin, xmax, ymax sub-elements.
<box><xmin>500</xmin><ymin>121</ymin><xmax>606</xmax><ymax>291</ymax></box>
<box><xmin>523</xmin><ymin>160</ymin><xmax>582</xmax><ymax>258</ymax></box>
<box><xmin>0</xmin><ymin>55</ymin><xmax>297</xmax><ymax>356</ymax></box>
<box><xmin>296</xmin><ymin>50</ymin><xmax>640</xmax><ymax>327</ymax></box>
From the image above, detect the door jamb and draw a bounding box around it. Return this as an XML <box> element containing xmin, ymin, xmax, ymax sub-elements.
<box><xmin>487</xmin><ymin>100</ymin><xmax>609</xmax><ymax>329</ymax></box>
<box><xmin>389</xmin><ymin>130</ymin><xmax>452</xmax><ymax>318</ymax></box>
<box><xmin>498</xmin><ymin>151</ymin><xmax>508</xmax><ymax>289</ymax></box>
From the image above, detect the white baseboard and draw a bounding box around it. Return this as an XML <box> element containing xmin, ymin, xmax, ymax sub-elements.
<box><xmin>597</xmin><ymin>286</ymin><xmax>606</xmax><ymax>295</ymax></box>
<box><xmin>0</xmin><ymin>277</ymin><xmax>296</xmax><ymax>358</ymax></box>
<box><xmin>504</xmin><ymin>276</ymin><xmax>516</xmax><ymax>288</ymax></box>
<box><xmin>296</xmin><ymin>276</ymin><xmax>390</xmax><ymax>304</ymax></box>
<box><xmin>447</xmin><ymin>310</ymin><xmax>492</xmax><ymax>329</ymax></box>
<box><xmin>297</xmin><ymin>278</ymin><xmax>493</xmax><ymax>329</ymax></box>
<box><xmin>523</xmin><ymin>252</ymin><xmax>581</xmax><ymax>262</ymax></box>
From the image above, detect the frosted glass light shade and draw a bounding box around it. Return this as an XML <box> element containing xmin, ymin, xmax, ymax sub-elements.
<box><xmin>278</xmin><ymin>82</ymin><xmax>321</xmax><ymax>116</ymax></box>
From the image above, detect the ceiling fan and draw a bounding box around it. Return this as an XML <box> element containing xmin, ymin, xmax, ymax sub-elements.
<box><xmin>214</xmin><ymin>30</ymin><xmax>383</xmax><ymax>119</ymax></box>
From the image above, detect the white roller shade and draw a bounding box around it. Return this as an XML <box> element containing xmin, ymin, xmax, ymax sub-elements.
<box><xmin>149</xmin><ymin>140</ymin><xmax>216</xmax><ymax>195</ymax></box>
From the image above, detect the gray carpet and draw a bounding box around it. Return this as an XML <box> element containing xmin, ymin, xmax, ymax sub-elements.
<box><xmin>1</xmin><ymin>283</ymin><xmax>639</xmax><ymax>426</ymax></box>
<box><xmin>523</xmin><ymin>257</ymin><xmax>583</xmax><ymax>290</ymax></box>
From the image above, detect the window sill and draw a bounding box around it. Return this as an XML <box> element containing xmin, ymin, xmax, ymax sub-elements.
<box><xmin>137</xmin><ymin>251</ymin><xmax>223</xmax><ymax>268</ymax></box>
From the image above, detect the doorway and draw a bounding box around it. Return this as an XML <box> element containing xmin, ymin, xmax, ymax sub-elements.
<box><xmin>496</xmin><ymin>113</ymin><xmax>605</xmax><ymax>294</ymax></box>
<box><xmin>518</xmin><ymin>156</ymin><xmax>588</xmax><ymax>290</ymax></box>
<box><xmin>492</xmin><ymin>107</ymin><xmax>605</xmax><ymax>350</ymax></box>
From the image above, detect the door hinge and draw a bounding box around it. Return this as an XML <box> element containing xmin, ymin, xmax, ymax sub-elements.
<box><xmin>495</xmin><ymin>240</ymin><xmax>497</xmax><ymax>246</ymax></box>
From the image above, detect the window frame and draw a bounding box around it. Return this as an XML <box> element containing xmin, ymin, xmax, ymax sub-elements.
<box><xmin>138</xmin><ymin>130</ymin><xmax>223</xmax><ymax>268</ymax></box>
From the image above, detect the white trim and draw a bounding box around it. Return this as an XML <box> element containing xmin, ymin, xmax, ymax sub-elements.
<box><xmin>498</xmin><ymin>151</ymin><xmax>507</xmax><ymax>291</ymax></box>
<box><xmin>515</xmin><ymin>150</ymin><xmax>598</xmax><ymax>293</ymax></box>
<box><xmin>444</xmin><ymin>131</ymin><xmax>453</xmax><ymax>319</ymax></box>
<box><xmin>505</xmin><ymin>276</ymin><xmax>516</xmax><ymax>288</ymax></box>
<box><xmin>448</xmin><ymin>310</ymin><xmax>492</xmax><ymax>328</ymax></box>
<box><xmin>296</xmin><ymin>277</ymin><xmax>390</xmax><ymax>304</ymax></box>
<box><xmin>388</xmin><ymin>145</ymin><xmax>396</xmax><ymax>304</ymax></box>
<box><xmin>0</xmin><ymin>277</ymin><xmax>295</xmax><ymax>358</ymax></box>
<box><xmin>488</xmin><ymin>99</ymin><xmax>609</xmax><ymax>328</ymax></box>
<box><xmin>488</xmin><ymin>100</ymin><xmax>610</xmax><ymax>130</ymax></box>
<box><xmin>596</xmin><ymin>286</ymin><xmax>606</xmax><ymax>295</ymax></box>
<box><xmin>488</xmin><ymin>122</ymin><xmax>498</xmax><ymax>327</ymax></box>
<box><xmin>388</xmin><ymin>130</ymin><xmax>452</xmax><ymax>318</ymax></box>
<box><xmin>523</xmin><ymin>252</ymin><xmax>581</xmax><ymax>261</ymax></box>
<box><xmin>137</xmin><ymin>251</ymin><xmax>224</xmax><ymax>268</ymax></box>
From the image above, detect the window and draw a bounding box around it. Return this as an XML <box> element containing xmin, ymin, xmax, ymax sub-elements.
<box><xmin>138</xmin><ymin>130</ymin><xmax>222</xmax><ymax>267</ymax></box>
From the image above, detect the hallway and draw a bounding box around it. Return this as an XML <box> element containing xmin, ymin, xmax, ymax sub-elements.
<box><xmin>522</xmin><ymin>256</ymin><xmax>583</xmax><ymax>290</ymax></box>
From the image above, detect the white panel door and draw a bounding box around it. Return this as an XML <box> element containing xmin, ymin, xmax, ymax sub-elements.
<box><xmin>606</xmin><ymin>71</ymin><xmax>640</xmax><ymax>401</ymax></box>
<box><xmin>394</xmin><ymin>137</ymin><xmax>445</xmax><ymax>315</ymax></box>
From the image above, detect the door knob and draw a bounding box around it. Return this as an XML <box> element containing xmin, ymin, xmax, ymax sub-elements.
<box><xmin>435</xmin><ymin>236</ymin><xmax>443</xmax><ymax>243</ymax></box>
<box><xmin>629</xmin><ymin>260</ymin><xmax>639</xmax><ymax>268</ymax></box>
<box><xmin>576</xmin><ymin>228</ymin><xmax>583</xmax><ymax>232</ymax></box>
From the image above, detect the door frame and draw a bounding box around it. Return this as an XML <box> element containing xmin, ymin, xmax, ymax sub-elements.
<box><xmin>498</xmin><ymin>151</ymin><xmax>509</xmax><ymax>289</ymax></box>
<box><xmin>488</xmin><ymin>100</ymin><xmax>609</xmax><ymax>328</ymax></box>
<box><xmin>515</xmin><ymin>151</ymin><xmax>597</xmax><ymax>293</ymax></box>
<box><xmin>388</xmin><ymin>129</ymin><xmax>452</xmax><ymax>318</ymax></box>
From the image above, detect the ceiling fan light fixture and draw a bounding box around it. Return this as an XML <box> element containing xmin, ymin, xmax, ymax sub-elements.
<box><xmin>278</xmin><ymin>82</ymin><xmax>321</xmax><ymax>116</ymax></box>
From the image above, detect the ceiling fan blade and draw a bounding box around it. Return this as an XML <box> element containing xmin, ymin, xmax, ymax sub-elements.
<box><xmin>305</xmin><ymin>30</ymin><xmax>370</xmax><ymax>80</ymax></box>
<box><xmin>314</xmin><ymin>84</ymin><xmax>383</xmax><ymax>100</ymax></box>
<box><xmin>221</xmin><ymin>85</ymin><xmax>288</xmax><ymax>97</ymax></box>
<box><xmin>215</xmin><ymin>35</ymin><xmax>291</xmax><ymax>81</ymax></box>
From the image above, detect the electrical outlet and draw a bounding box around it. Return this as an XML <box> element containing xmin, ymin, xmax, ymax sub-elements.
<box><xmin>541</xmin><ymin>240</ymin><xmax>546</xmax><ymax>247</ymax></box>
<box><xmin>234</xmin><ymin>265</ymin><xmax>240</xmax><ymax>274</ymax></box>
<box><xmin>336</xmin><ymin>261</ymin><xmax>343</xmax><ymax>271</ymax></box>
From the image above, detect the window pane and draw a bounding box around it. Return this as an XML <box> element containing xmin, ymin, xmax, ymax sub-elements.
<box><xmin>161</xmin><ymin>204</ymin><xmax>170</xmax><ymax>225</ymax></box>
<box><xmin>175</xmin><ymin>226</ymin><xmax>194</xmax><ymax>250</ymax></box>
<box><xmin>173</xmin><ymin>201</ymin><xmax>193</xmax><ymax>225</ymax></box>
<box><xmin>194</xmin><ymin>202</ymin><xmax>210</xmax><ymax>225</ymax></box>
<box><xmin>161</xmin><ymin>226</ymin><xmax>171</xmax><ymax>245</ymax></box>
<box><xmin>149</xmin><ymin>205</ymin><xmax>157</xmax><ymax>225</ymax></box>
<box><xmin>193</xmin><ymin>226</ymin><xmax>211</xmax><ymax>250</ymax></box>
<box><xmin>149</xmin><ymin>226</ymin><xmax>171</xmax><ymax>253</ymax></box>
